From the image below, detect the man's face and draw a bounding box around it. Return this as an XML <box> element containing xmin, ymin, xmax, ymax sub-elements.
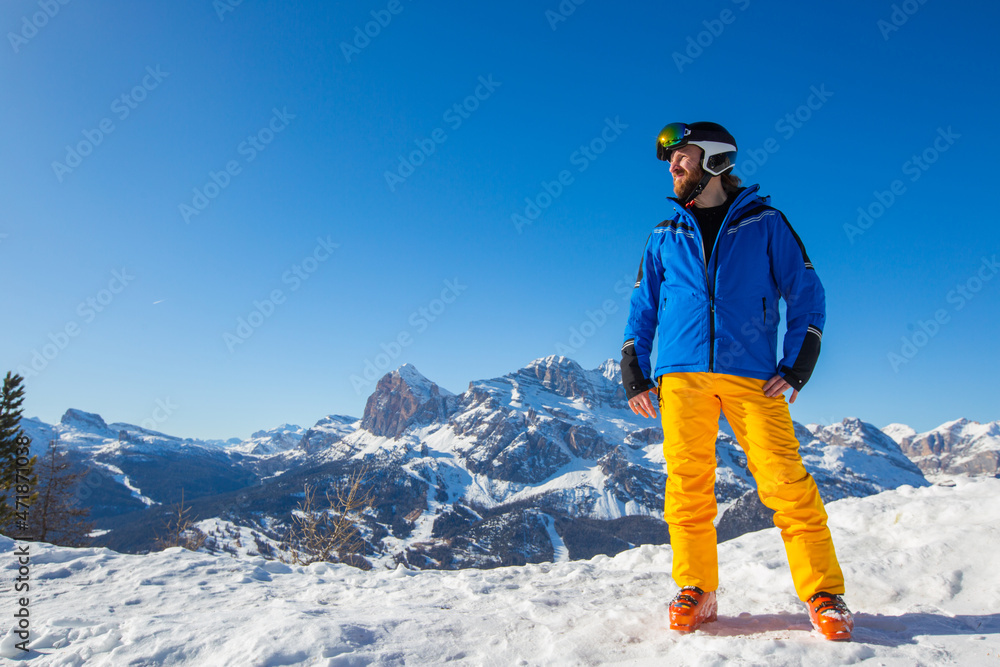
<box><xmin>669</xmin><ymin>145</ymin><xmax>704</xmax><ymax>200</ymax></box>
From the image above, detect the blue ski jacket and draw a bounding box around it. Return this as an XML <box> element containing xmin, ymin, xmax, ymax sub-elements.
<box><xmin>621</xmin><ymin>185</ymin><xmax>825</xmax><ymax>400</ymax></box>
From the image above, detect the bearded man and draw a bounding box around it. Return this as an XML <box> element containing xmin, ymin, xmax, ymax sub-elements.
<box><xmin>620</xmin><ymin>121</ymin><xmax>853</xmax><ymax>641</ymax></box>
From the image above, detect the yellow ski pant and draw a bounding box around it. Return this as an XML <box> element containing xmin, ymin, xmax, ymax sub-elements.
<box><xmin>658</xmin><ymin>372</ymin><xmax>845</xmax><ymax>601</ymax></box>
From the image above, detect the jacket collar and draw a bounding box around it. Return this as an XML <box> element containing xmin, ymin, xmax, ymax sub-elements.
<box><xmin>668</xmin><ymin>184</ymin><xmax>767</xmax><ymax>222</ymax></box>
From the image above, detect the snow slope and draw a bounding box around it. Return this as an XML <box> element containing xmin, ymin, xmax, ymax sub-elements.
<box><xmin>2</xmin><ymin>478</ymin><xmax>998</xmax><ymax>666</ymax></box>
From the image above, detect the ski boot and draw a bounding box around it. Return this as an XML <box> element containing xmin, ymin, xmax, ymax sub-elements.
<box><xmin>669</xmin><ymin>586</ymin><xmax>718</xmax><ymax>632</ymax></box>
<box><xmin>806</xmin><ymin>592</ymin><xmax>854</xmax><ymax>641</ymax></box>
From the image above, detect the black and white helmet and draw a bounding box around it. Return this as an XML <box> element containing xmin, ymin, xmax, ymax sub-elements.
<box><xmin>656</xmin><ymin>121</ymin><xmax>738</xmax><ymax>176</ymax></box>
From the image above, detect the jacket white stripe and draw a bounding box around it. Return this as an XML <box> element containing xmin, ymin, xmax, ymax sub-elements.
<box><xmin>726</xmin><ymin>212</ymin><xmax>769</xmax><ymax>234</ymax></box>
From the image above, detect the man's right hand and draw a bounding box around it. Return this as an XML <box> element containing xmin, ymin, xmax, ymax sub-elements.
<box><xmin>628</xmin><ymin>387</ymin><xmax>659</xmax><ymax>419</ymax></box>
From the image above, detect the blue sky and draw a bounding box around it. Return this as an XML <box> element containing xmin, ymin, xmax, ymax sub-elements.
<box><xmin>2</xmin><ymin>0</ymin><xmax>998</xmax><ymax>439</ymax></box>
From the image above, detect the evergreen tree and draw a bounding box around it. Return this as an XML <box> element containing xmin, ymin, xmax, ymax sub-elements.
<box><xmin>26</xmin><ymin>440</ymin><xmax>94</xmax><ymax>546</ymax></box>
<box><xmin>0</xmin><ymin>372</ymin><xmax>37</xmax><ymax>533</ymax></box>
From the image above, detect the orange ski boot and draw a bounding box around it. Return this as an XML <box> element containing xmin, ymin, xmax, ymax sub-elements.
<box><xmin>669</xmin><ymin>586</ymin><xmax>718</xmax><ymax>632</ymax></box>
<box><xmin>806</xmin><ymin>592</ymin><xmax>854</xmax><ymax>641</ymax></box>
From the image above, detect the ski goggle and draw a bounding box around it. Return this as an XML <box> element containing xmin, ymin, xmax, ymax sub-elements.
<box><xmin>656</xmin><ymin>123</ymin><xmax>690</xmax><ymax>160</ymax></box>
<box><xmin>657</xmin><ymin>123</ymin><xmax>690</xmax><ymax>149</ymax></box>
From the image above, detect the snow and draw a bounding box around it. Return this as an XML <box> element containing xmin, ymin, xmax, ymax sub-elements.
<box><xmin>883</xmin><ymin>419</ymin><xmax>1000</xmax><ymax>454</ymax></box>
<box><xmin>192</xmin><ymin>518</ymin><xmax>287</xmax><ymax>560</ymax></box>
<box><xmin>229</xmin><ymin>423</ymin><xmax>307</xmax><ymax>456</ymax></box>
<box><xmin>90</xmin><ymin>461</ymin><xmax>157</xmax><ymax>507</ymax></box>
<box><xmin>59</xmin><ymin>409</ymin><xmax>112</xmax><ymax>436</ymax></box>
<box><xmin>395</xmin><ymin>363</ymin><xmax>453</xmax><ymax>402</ymax></box>
<box><xmin>538</xmin><ymin>513</ymin><xmax>569</xmax><ymax>563</ymax></box>
<box><xmin>597</xmin><ymin>358</ymin><xmax>621</xmax><ymax>384</ymax></box>
<box><xmin>882</xmin><ymin>418</ymin><xmax>1000</xmax><ymax>476</ymax></box>
<box><xmin>882</xmin><ymin>422</ymin><xmax>917</xmax><ymax>443</ymax></box>
<box><xmin>3</xmin><ymin>477</ymin><xmax>998</xmax><ymax>665</ymax></box>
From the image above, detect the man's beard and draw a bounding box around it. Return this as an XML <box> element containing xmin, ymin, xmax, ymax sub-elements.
<box><xmin>673</xmin><ymin>165</ymin><xmax>705</xmax><ymax>202</ymax></box>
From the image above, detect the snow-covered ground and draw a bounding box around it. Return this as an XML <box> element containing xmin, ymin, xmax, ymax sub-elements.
<box><xmin>2</xmin><ymin>478</ymin><xmax>998</xmax><ymax>666</ymax></box>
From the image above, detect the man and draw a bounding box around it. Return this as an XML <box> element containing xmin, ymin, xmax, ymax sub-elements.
<box><xmin>620</xmin><ymin>121</ymin><xmax>853</xmax><ymax>641</ymax></box>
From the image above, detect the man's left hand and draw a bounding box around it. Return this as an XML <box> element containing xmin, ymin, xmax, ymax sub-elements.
<box><xmin>763</xmin><ymin>374</ymin><xmax>798</xmax><ymax>404</ymax></box>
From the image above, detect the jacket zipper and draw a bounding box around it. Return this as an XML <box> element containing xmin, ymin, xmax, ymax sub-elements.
<box><xmin>700</xmin><ymin>220</ymin><xmax>723</xmax><ymax>373</ymax></box>
<box><xmin>695</xmin><ymin>191</ymin><xmax>752</xmax><ymax>373</ymax></box>
<box><xmin>702</xmin><ymin>252</ymin><xmax>715</xmax><ymax>372</ymax></box>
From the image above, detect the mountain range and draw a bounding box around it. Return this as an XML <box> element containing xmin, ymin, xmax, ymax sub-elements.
<box><xmin>14</xmin><ymin>356</ymin><xmax>997</xmax><ymax>569</ymax></box>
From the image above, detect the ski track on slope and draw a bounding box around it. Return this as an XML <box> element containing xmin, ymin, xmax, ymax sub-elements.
<box><xmin>538</xmin><ymin>513</ymin><xmax>569</xmax><ymax>564</ymax></box>
<box><xmin>90</xmin><ymin>461</ymin><xmax>158</xmax><ymax>507</ymax></box>
<box><xmin>2</xmin><ymin>478</ymin><xmax>999</xmax><ymax>666</ymax></box>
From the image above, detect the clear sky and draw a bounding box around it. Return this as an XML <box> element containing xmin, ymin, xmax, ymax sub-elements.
<box><xmin>3</xmin><ymin>0</ymin><xmax>998</xmax><ymax>440</ymax></box>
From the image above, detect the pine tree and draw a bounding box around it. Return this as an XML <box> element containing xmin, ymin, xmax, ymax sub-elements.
<box><xmin>26</xmin><ymin>440</ymin><xmax>95</xmax><ymax>546</ymax></box>
<box><xmin>0</xmin><ymin>372</ymin><xmax>37</xmax><ymax>534</ymax></box>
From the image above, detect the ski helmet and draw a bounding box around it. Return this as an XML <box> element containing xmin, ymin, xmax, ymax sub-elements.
<box><xmin>656</xmin><ymin>121</ymin><xmax>738</xmax><ymax>176</ymax></box>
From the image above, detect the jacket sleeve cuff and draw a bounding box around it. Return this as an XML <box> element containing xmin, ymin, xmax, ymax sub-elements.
<box><xmin>778</xmin><ymin>324</ymin><xmax>822</xmax><ymax>392</ymax></box>
<box><xmin>621</xmin><ymin>339</ymin><xmax>654</xmax><ymax>400</ymax></box>
<box><xmin>779</xmin><ymin>366</ymin><xmax>809</xmax><ymax>392</ymax></box>
<box><xmin>624</xmin><ymin>377</ymin><xmax>654</xmax><ymax>401</ymax></box>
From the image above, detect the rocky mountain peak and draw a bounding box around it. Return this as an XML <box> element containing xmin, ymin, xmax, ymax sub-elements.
<box><xmin>808</xmin><ymin>417</ymin><xmax>903</xmax><ymax>455</ymax></box>
<box><xmin>249</xmin><ymin>423</ymin><xmax>303</xmax><ymax>440</ymax></box>
<box><xmin>60</xmin><ymin>409</ymin><xmax>112</xmax><ymax>436</ymax></box>
<box><xmin>296</xmin><ymin>415</ymin><xmax>359</xmax><ymax>456</ymax></box>
<box><xmin>884</xmin><ymin>418</ymin><xmax>1000</xmax><ymax>476</ymax></box>
<box><xmin>882</xmin><ymin>423</ymin><xmax>917</xmax><ymax>444</ymax></box>
<box><xmin>236</xmin><ymin>424</ymin><xmax>307</xmax><ymax>457</ymax></box>
<box><xmin>361</xmin><ymin>365</ymin><xmax>455</xmax><ymax>439</ymax></box>
<box><xmin>597</xmin><ymin>359</ymin><xmax>621</xmax><ymax>385</ymax></box>
<box><xmin>516</xmin><ymin>356</ymin><xmax>622</xmax><ymax>407</ymax></box>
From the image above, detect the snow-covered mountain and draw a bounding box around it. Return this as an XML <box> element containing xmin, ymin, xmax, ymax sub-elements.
<box><xmin>883</xmin><ymin>418</ymin><xmax>1000</xmax><ymax>477</ymax></box>
<box><xmin>20</xmin><ymin>408</ymin><xmax>231</xmax><ymax>458</ymax></box>
<box><xmin>228</xmin><ymin>424</ymin><xmax>307</xmax><ymax>457</ymax></box>
<box><xmin>14</xmin><ymin>356</ymin><xmax>943</xmax><ymax>570</ymax></box>
<box><xmin>4</xmin><ymin>478</ymin><xmax>997</xmax><ymax>665</ymax></box>
<box><xmin>800</xmin><ymin>418</ymin><xmax>928</xmax><ymax>498</ymax></box>
<box><xmin>281</xmin><ymin>356</ymin><xmax>930</xmax><ymax>568</ymax></box>
<box><xmin>297</xmin><ymin>415</ymin><xmax>359</xmax><ymax>455</ymax></box>
<box><xmin>16</xmin><ymin>409</ymin><xmax>286</xmax><ymax>523</ymax></box>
